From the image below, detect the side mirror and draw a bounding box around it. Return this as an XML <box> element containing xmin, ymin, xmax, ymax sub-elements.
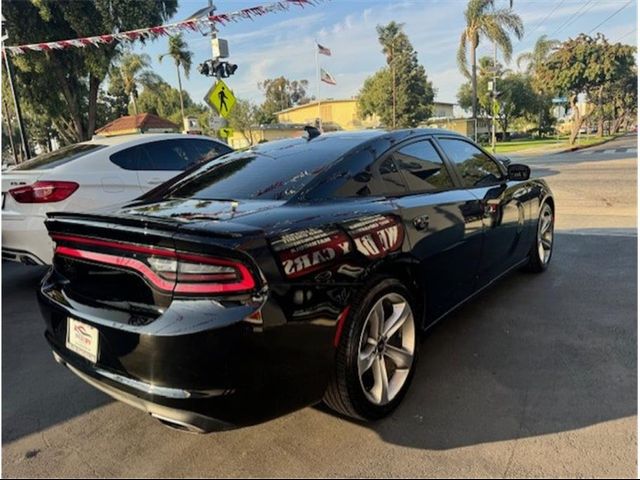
<box><xmin>507</xmin><ymin>163</ymin><xmax>531</xmax><ymax>181</ymax></box>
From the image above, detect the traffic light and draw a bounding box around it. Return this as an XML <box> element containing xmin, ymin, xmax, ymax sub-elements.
<box><xmin>197</xmin><ymin>60</ymin><xmax>238</xmax><ymax>79</ymax></box>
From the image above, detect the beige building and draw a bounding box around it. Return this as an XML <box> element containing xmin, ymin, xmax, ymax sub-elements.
<box><xmin>228</xmin><ymin>98</ymin><xmax>460</xmax><ymax>148</ymax></box>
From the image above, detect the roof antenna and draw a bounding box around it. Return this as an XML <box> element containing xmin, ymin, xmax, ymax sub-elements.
<box><xmin>303</xmin><ymin>125</ymin><xmax>321</xmax><ymax>141</ymax></box>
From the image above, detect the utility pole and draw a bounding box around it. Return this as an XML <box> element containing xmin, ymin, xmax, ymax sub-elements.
<box><xmin>492</xmin><ymin>41</ymin><xmax>497</xmax><ymax>153</ymax></box>
<box><xmin>1</xmin><ymin>15</ymin><xmax>30</xmax><ymax>161</ymax></box>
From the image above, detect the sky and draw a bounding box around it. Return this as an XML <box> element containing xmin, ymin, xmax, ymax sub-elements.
<box><xmin>132</xmin><ymin>0</ymin><xmax>638</xmax><ymax>108</ymax></box>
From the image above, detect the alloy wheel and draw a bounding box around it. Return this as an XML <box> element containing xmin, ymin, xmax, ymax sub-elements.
<box><xmin>357</xmin><ymin>292</ymin><xmax>415</xmax><ymax>406</ymax></box>
<box><xmin>538</xmin><ymin>204</ymin><xmax>554</xmax><ymax>265</ymax></box>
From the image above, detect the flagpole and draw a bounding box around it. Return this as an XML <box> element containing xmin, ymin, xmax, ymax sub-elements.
<box><xmin>315</xmin><ymin>41</ymin><xmax>322</xmax><ymax>131</ymax></box>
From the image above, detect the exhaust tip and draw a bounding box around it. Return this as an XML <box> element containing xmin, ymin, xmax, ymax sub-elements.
<box><xmin>150</xmin><ymin>413</ymin><xmax>208</xmax><ymax>434</ymax></box>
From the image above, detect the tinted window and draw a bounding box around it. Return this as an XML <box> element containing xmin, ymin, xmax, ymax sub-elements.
<box><xmin>138</xmin><ymin>140</ymin><xmax>193</xmax><ymax>171</ymax></box>
<box><xmin>169</xmin><ymin>139</ymin><xmax>353</xmax><ymax>201</ymax></box>
<box><xmin>188</xmin><ymin>139</ymin><xmax>231</xmax><ymax>166</ymax></box>
<box><xmin>13</xmin><ymin>143</ymin><xmax>106</xmax><ymax>171</ymax></box>
<box><xmin>110</xmin><ymin>146</ymin><xmax>139</xmax><ymax>170</ymax></box>
<box><xmin>392</xmin><ymin>140</ymin><xmax>454</xmax><ymax>192</ymax></box>
<box><xmin>111</xmin><ymin>139</ymin><xmax>228</xmax><ymax>172</ymax></box>
<box><xmin>300</xmin><ymin>147</ymin><xmax>407</xmax><ymax>199</ymax></box>
<box><xmin>438</xmin><ymin>138</ymin><xmax>503</xmax><ymax>187</ymax></box>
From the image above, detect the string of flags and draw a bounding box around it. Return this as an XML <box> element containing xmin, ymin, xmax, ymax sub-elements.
<box><xmin>3</xmin><ymin>0</ymin><xmax>326</xmax><ymax>56</ymax></box>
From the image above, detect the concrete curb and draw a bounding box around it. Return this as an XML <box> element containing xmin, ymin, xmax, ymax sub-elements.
<box><xmin>556</xmin><ymin>135</ymin><xmax>622</xmax><ymax>154</ymax></box>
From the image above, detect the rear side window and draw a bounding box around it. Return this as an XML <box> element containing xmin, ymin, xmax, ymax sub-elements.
<box><xmin>12</xmin><ymin>143</ymin><xmax>106</xmax><ymax>171</ymax></box>
<box><xmin>111</xmin><ymin>139</ymin><xmax>230</xmax><ymax>172</ymax></box>
<box><xmin>438</xmin><ymin>138</ymin><xmax>504</xmax><ymax>187</ymax></box>
<box><xmin>392</xmin><ymin>140</ymin><xmax>454</xmax><ymax>192</ymax></box>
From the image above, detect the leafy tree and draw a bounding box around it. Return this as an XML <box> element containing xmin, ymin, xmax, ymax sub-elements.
<box><xmin>134</xmin><ymin>78</ymin><xmax>206</xmax><ymax>127</ymax></box>
<box><xmin>158</xmin><ymin>34</ymin><xmax>192</xmax><ymax>124</ymax></box>
<box><xmin>457</xmin><ymin>56</ymin><xmax>507</xmax><ymax>118</ymax></box>
<box><xmin>227</xmin><ymin>99</ymin><xmax>260</xmax><ymax>145</ymax></box>
<box><xmin>3</xmin><ymin>0</ymin><xmax>178</xmax><ymax>142</ymax></box>
<box><xmin>457</xmin><ymin>0</ymin><xmax>524</xmax><ymax>123</ymax></box>
<box><xmin>257</xmin><ymin>77</ymin><xmax>310</xmax><ymax>124</ymax></box>
<box><xmin>538</xmin><ymin>33</ymin><xmax>636</xmax><ymax>144</ymax></box>
<box><xmin>494</xmin><ymin>73</ymin><xmax>537</xmax><ymax>138</ymax></box>
<box><xmin>359</xmin><ymin>22</ymin><xmax>434</xmax><ymax>128</ymax></box>
<box><xmin>458</xmin><ymin>58</ymin><xmax>536</xmax><ymax>138</ymax></box>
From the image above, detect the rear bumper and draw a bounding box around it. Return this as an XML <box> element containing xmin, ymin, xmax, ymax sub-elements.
<box><xmin>2</xmin><ymin>213</ymin><xmax>53</xmax><ymax>264</ymax></box>
<box><xmin>2</xmin><ymin>246</ymin><xmax>47</xmax><ymax>265</ymax></box>
<box><xmin>38</xmin><ymin>272</ymin><xmax>336</xmax><ymax>430</ymax></box>
<box><xmin>52</xmin><ymin>351</ymin><xmax>231</xmax><ymax>433</ymax></box>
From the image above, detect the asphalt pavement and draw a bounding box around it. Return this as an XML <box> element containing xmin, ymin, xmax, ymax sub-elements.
<box><xmin>2</xmin><ymin>135</ymin><xmax>637</xmax><ymax>478</ymax></box>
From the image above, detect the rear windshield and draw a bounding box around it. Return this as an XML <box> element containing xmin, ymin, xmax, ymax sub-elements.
<box><xmin>12</xmin><ymin>143</ymin><xmax>106</xmax><ymax>171</ymax></box>
<box><xmin>168</xmin><ymin>139</ymin><xmax>350</xmax><ymax>201</ymax></box>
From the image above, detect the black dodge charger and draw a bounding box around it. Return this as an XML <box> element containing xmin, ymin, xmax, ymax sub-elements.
<box><xmin>38</xmin><ymin>129</ymin><xmax>554</xmax><ymax>432</ymax></box>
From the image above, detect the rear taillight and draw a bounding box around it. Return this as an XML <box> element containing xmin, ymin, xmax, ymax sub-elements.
<box><xmin>51</xmin><ymin>234</ymin><xmax>256</xmax><ymax>295</ymax></box>
<box><xmin>9</xmin><ymin>181</ymin><xmax>79</xmax><ymax>203</ymax></box>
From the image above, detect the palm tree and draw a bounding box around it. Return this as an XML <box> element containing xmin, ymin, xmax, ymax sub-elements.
<box><xmin>376</xmin><ymin>22</ymin><xmax>405</xmax><ymax>129</ymax></box>
<box><xmin>118</xmin><ymin>53</ymin><xmax>157</xmax><ymax>116</ymax></box>
<box><xmin>159</xmin><ymin>34</ymin><xmax>193</xmax><ymax>125</ymax></box>
<box><xmin>457</xmin><ymin>0</ymin><xmax>524</xmax><ymax>127</ymax></box>
<box><xmin>517</xmin><ymin>35</ymin><xmax>559</xmax><ymax>74</ymax></box>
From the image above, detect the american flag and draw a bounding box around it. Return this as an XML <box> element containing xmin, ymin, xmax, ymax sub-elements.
<box><xmin>317</xmin><ymin>43</ymin><xmax>332</xmax><ymax>56</ymax></box>
<box><xmin>320</xmin><ymin>68</ymin><xmax>336</xmax><ymax>85</ymax></box>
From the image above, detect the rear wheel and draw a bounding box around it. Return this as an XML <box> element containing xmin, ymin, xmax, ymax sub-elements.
<box><xmin>323</xmin><ymin>278</ymin><xmax>418</xmax><ymax>420</ymax></box>
<box><xmin>523</xmin><ymin>202</ymin><xmax>554</xmax><ymax>272</ymax></box>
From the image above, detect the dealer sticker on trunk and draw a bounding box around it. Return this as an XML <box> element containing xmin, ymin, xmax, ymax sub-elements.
<box><xmin>66</xmin><ymin>317</ymin><xmax>99</xmax><ymax>363</ymax></box>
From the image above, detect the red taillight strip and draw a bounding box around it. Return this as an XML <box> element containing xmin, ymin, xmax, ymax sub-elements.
<box><xmin>53</xmin><ymin>236</ymin><xmax>256</xmax><ymax>294</ymax></box>
<box><xmin>51</xmin><ymin>234</ymin><xmax>175</xmax><ymax>258</ymax></box>
<box><xmin>56</xmin><ymin>246</ymin><xmax>176</xmax><ymax>291</ymax></box>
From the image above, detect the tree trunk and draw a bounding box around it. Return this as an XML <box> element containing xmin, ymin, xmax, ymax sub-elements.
<box><xmin>176</xmin><ymin>63</ymin><xmax>185</xmax><ymax>128</ymax></box>
<box><xmin>131</xmin><ymin>93</ymin><xmax>138</xmax><ymax>116</ymax></box>
<box><xmin>52</xmin><ymin>60</ymin><xmax>85</xmax><ymax>142</ymax></box>
<box><xmin>596</xmin><ymin>86</ymin><xmax>604</xmax><ymax>138</ymax></box>
<box><xmin>87</xmin><ymin>74</ymin><xmax>100</xmax><ymax>140</ymax></box>
<box><xmin>613</xmin><ymin>112</ymin><xmax>626</xmax><ymax>133</ymax></box>
<box><xmin>391</xmin><ymin>43</ymin><xmax>396</xmax><ymax>129</ymax></box>
<box><xmin>471</xmin><ymin>38</ymin><xmax>478</xmax><ymax>125</ymax></box>
<box><xmin>568</xmin><ymin>95</ymin><xmax>584</xmax><ymax>145</ymax></box>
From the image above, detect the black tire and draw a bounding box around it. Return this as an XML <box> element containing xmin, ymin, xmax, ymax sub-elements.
<box><xmin>523</xmin><ymin>201</ymin><xmax>554</xmax><ymax>273</ymax></box>
<box><xmin>323</xmin><ymin>277</ymin><xmax>419</xmax><ymax>421</ymax></box>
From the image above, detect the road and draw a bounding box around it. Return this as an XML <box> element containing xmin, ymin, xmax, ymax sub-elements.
<box><xmin>2</xmin><ymin>135</ymin><xmax>637</xmax><ymax>478</ymax></box>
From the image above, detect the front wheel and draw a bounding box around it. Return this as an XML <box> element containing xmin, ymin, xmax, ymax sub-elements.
<box><xmin>323</xmin><ymin>278</ymin><xmax>418</xmax><ymax>421</ymax></box>
<box><xmin>523</xmin><ymin>202</ymin><xmax>554</xmax><ymax>272</ymax></box>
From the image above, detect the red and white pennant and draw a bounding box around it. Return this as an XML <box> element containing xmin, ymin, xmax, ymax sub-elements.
<box><xmin>3</xmin><ymin>0</ymin><xmax>324</xmax><ymax>55</ymax></box>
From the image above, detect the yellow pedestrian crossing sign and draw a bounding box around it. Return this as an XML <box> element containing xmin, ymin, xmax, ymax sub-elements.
<box><xmin>205</xmin><ymin>80</ymin><xmax>236</xmax><ymax>118</ymax></box>
<box><xmin>219</xmin><ymin>127</ymin><xmax>234</xmax><ymax>139</ymax></box>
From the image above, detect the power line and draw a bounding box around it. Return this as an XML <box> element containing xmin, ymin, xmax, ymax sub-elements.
<box><xmin>548</xmin><ymin>0</ymin><xmax>596</xmax><ymax>38</ymax></box>
<box><xmin>522</xmin><ymin>0</ymin><xmax>567</xmax><ymax>41</ymax></box>
<box><xmin>613</xmin><ymin>27</ymin><xmax>636</xmax><ymax>43</ymax></box>
<box><xmin>588</xmin><ymin>0</ymin><xmax>633</xmax><ymax>35</ymax></box>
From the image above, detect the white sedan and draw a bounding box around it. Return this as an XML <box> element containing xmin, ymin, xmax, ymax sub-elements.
<box><xmin>2</xmin><ymin>133</ymin><xmax>232</xmax><ymax>265</ymax></box>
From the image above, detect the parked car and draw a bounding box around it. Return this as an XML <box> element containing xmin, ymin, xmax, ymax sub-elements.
<box><xmin>2</xmin><ymin>133</ymin><xmax>232</xmax><ymax>265</ymax></box>
<box><xmin>38</xmin><ymin>129</ymin><xmax>554</xmax><ymax>432</ymax></box>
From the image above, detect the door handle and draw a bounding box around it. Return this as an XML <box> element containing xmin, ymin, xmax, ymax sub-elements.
<box><xmin>412</xmin><ymin>215</ymin><xmax>430</xmax><ymax>231</ymax></box>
